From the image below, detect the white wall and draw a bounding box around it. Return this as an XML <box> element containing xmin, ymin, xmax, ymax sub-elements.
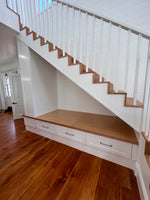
<box><xmin>0</xmin><ymin>60</ymin><xmax>19</xmax><ymax>73</ymax></box>
<box><xmin>0</xmin><ymin>23</ymin><xmax>18</xmax><ymax>66</ymax></box>
<box><xmin>17</xmin><ymin>39</ymin><xmax>58</xmax><ymax>117</ymax></box>
<box><xmin>57</xmin><ymin>71</ymin><xmax>114</xmax><ymax>116</ymax></box>
<box><xmin>29</xmin><ymin>49</ymin><xmax>58</xmax><ymax>116</ymax></box>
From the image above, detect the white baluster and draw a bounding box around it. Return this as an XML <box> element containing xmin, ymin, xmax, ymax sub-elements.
<box><xmin>73</xmin><ymin>8</ymin><xmax>76</xmax><ymax>64</ymax></box>
<box><xmin>99</xmin><ymin>19</ymin><xmax>104</xmax><ymax>82</ymax></box>
<box><xmin>124</xmin><ymin>30</ymin><xmax>131</xmax><ymax>92</ymax></box>
<box><xmin>20</xmin><ymin>0</ymin><xmax>26</xmax><ymax>27</ymax></box>
<box><xmin>55</xmin><ymin>0</ymin><xmax>58</xmax><ymax>47</ymax></box>
<box><xmin>67</xmin><ymin>6</ymin><xmax>71</xmax><ymax>55</ymax></box>
<box><xmin>114</xmin><ymin>25</ymin><xmax>121</xmax><ymax>93</ymax></box>
<box><xmin>141</xmin><ymin>41</ymin><xmax>150</xmax><ymax>133</ymax></box>
<box><xmin>61</xmin><ymin>3</ymin><xmax>65</xmax><ymax>56</ymax></box>
<box><xmin>133</xmin><ymin>34</ymin><xmax>142</xmax><ymax>105</ymax></box>
<box><xmin>107</xmin><ymin>21</ymin><xmax>112</xmax><ymax>81</ymax></box>
<box><xmin>15</xmin><ymin>0</ymin><xmax>18</xmax><ymax>13</ymax></box>
<box><xmin>51</xmin><ymin>0</ymin><xmax>55</xmax><ymax>48</ymax></box>
<box><xmin>24</xmin><ymin>0</ymin><xmax>29</xmax><ymax>28</ymax></box>
<box><xmin>12</xmin><ymin>0</ymin><xmax>15</xmax><ymax>11</ymax></box>
<box><xmin>92</xmin><ymin>15</ymin><xmax>96</xmax><ymax>71</ymax></box>
<box><xmin>48</xmin><ymin>0</ymin><xmax>51</xmax><ymax>42</ymax></box>
<box><xmin>42</xmin><ymin>0</ymin><xmax>45</xmax><ymax>39</ymax></box>
<box><xmin>26</xmin><ymin>0</ymin><xmax>31</xmax><ymax>29</ymax></box>
<box><xmin>28</xmin><ymin>0</ymin><xmax>34</xmax><ymax>31</ymax></box>
<box><xmin>37</xmin><ymin>0</ymin><xmax>42</xmax><ymax>36</ymax></box>
<box><xmin>79</xmin><ymin>10</ymin><xmax>82</xmax><ymax>63</ymax></box>
<box><xmin>85</xmin><ymin>12</ymin><xmax>89</xmax><ymax>72</ymax></box>
<box><xmin>17</xmin><ymin>0</ymin><xmax>21</xmax><ymax>21</ymax></box>
<box><xmin>33</xmin><ymin>0</ymin><xmax>38</xmax><ymax>34</ymax></box>
<box><xmin>45</xmin><ymin>0</ymin><xmax>49</xmax><ymax>41</ymax></box>
<box><xmin>65</xmin><ymin>5</ymin><xmax>68</xmax><ymax>54</ymax></box>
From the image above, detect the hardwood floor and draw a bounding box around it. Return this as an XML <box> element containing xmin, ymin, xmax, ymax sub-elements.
<box><xmin>0</xmin><ymin>112</ymin><xmax>141</xmax><ymax>200</ymax></box>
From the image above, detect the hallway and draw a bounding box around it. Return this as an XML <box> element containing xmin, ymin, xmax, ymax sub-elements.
<box><xmin>0</xmin><ymin>112</ymin><xmax>140</xmax><ymax>200</ymax></box>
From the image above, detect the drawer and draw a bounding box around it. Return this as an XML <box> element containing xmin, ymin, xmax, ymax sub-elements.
<box><xmin>56</xmin><ymin>125</ymin><xmax>83</xmax><ymax>143</ymax></box>
<box><xmin>86</xmin><ymin>133</ymin><xmax>132</xmax><ymax>159</ymax></box>
<box><xmin>24</xmin><ymin>118</ymin><xmax>37</xmax><ymax>128</ymax></box>
<box><xmin>37</xmin><ymin>121</ymin><xmax>57</xmax><ymax>134</ymax></box>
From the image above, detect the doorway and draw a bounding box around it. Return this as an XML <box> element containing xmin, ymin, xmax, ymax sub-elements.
<box><xmin>0</xmin><ymin>69</ymin><xmax>24</xmax><ymax>119</ymax></box>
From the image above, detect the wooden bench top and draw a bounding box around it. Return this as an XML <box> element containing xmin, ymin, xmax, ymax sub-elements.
<box><xmin>24</xmin><ymin>109</ymin><xmax>138</xmax><ymax>144</ymax></box>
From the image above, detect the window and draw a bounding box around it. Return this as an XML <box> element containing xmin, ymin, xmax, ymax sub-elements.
<box><xmin>40</xmin><ymin>0</ymin><xmax>52</xmax><ymax>11</ymax></box>
<box><xmin>3</xmin><ymin>74</ymin><xmax>11</xmax><ymax>97</ymax></box>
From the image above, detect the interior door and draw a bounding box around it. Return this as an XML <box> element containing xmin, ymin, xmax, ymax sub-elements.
<box><xmin>11</xmin><ymin>73</ymin><xmax>24</xmax><ymax>120</ymax></box>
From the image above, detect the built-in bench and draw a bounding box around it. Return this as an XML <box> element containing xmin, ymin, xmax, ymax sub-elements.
<box><xmin>24</xmin><ymin>109</ymin><xmax>139</xmax><ymax>170</ymax></box>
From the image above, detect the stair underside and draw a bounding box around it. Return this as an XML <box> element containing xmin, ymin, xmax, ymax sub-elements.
<box><xmin>13</xmin><ymin>13</ymin><xmax>142</xmax><ymax>109</ymax></box>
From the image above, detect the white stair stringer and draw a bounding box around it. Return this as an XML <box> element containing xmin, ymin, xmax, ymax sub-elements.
<box><xmin>17</xmin><ymin>30</ymin><xmax>143</xmax><ymax>133</ymax></box>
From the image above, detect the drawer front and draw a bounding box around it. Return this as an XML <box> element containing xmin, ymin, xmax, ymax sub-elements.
<box><xmin>56</xmin><ymin>125</ymin><xmax>83</xmax><ymax>143</ymax></box>
<box><xmin>37</xmin><ymin>121</ymin><xmax>57</xmax><ymax>134</ymax></box>
<box><xmin>24</xmin><ymin>118</ymin><xmax>37</xmax><ymax>128</ymax></box>
<box><xmin>86</xmin><ymin>133</ymin><xmax>132</xmax><ymax>159</ymax></box>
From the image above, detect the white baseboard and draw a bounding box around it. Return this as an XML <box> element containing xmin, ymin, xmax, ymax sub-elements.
<box><xmin>136</xmin><ymin>163</ymin><xmax>149</xmax><ymax>200</ymax></box>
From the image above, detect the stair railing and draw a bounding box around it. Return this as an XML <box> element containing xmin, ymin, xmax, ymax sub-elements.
<box><xmin>6</xmin><ymin>0</ymin><xmax>150</xmax><ymax>140</ymax></box>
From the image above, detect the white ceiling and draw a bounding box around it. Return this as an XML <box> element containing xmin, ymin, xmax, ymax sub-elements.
<box><xmin>0</xmin><ymin>23</ymin><xmax>18</xmax><ymax>66</ymax></box>
<box><xmin>67</xmin><ymin>0</ymin><xmax>150</xmax><ymax>34</ymax></box>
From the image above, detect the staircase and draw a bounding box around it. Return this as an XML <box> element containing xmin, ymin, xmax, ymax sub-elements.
<box><xmin>6</xmin><ymin>0</ymin><xmax>150</xmax><ymax>152</ymax></box>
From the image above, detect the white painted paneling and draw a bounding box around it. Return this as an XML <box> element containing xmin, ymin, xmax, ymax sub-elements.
<box><xmin>57</xmin><ymin>71</ymin><xmax>114</xmax><ymax>116</ymax></box>
<box><xmin>17</xmin><ymin>39</ymin><xmax>58</xmax><ymax>117</ymax></box>
<box><xmin>17</xmin><ymin>39</ymin><xmax>35</xmax><ymax>116</ymax></box>
<box><xmin>0</xmin><ymin>23</ymin><xmax>18</xmax><ymax>66</ymax></box>
<box><xmin>29</xmin><ymin>49</ymin><xmax>58</xmax><ymax>116</ymax></box>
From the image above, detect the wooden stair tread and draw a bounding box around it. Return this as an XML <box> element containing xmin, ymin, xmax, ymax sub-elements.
<box><xmin>125</xmin><ymin>97</ymin><xmax>143</xmax><ymax>108</ymax></box>
<box><xmin>24</xmin><ymin>110</ymin><xmax>138</xmax><ymax>144</ymax></box>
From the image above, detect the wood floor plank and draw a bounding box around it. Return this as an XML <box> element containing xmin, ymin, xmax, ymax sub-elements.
<box><xmin>56</xmin><ymin>153</ymin><xmax>102</xmax><ymax>200</ymax></box>
<box><xmin>0</xmin><ymin>112</ymin><xmax>141</xmax><ymax>200</ymax></box>
<box><xmin>94</xmin><ymin>160</ymin><xmax>133</xmax><ymax>200</ymax></box>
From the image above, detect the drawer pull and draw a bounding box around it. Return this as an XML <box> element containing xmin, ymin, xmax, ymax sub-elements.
<box><xmin>65</xmin><ymin>132</ymin><xmax>74</xmax><ymax>136</ymax></box>
<box><xmin>99</xmin><ymin>141</ymin><xmax>112</xmax><ymax>148</ymax></box>
<box><xmin>42</xmin><ymin>125</ymin><xmax>49</xmax><ymax>129</ymax></box>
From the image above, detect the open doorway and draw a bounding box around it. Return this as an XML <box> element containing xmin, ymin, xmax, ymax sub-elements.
<box><xmin>0</xmin><ymin>70</ymin><xmax>24</xmax><ymax>120</ymax></box>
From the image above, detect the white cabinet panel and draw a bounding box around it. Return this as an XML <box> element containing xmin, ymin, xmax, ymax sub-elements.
<box><xmin>37</xmin><ymin>121</ymin><xmax>57</xmax><ymax>135</ymax></box>
<box><xmin>86</xmin><ymin>133</ymin><xmax>132</xmax><ymax>159</ymax></box>
<box><xmin>24</xmin><ymin>118</ymin><xmax>37</xmax><ymax>128</ymax></box>
<box><xmin>56</xmin><ymin>125</ymin><xmax>83</xmax><ymax>143</ymax></box>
